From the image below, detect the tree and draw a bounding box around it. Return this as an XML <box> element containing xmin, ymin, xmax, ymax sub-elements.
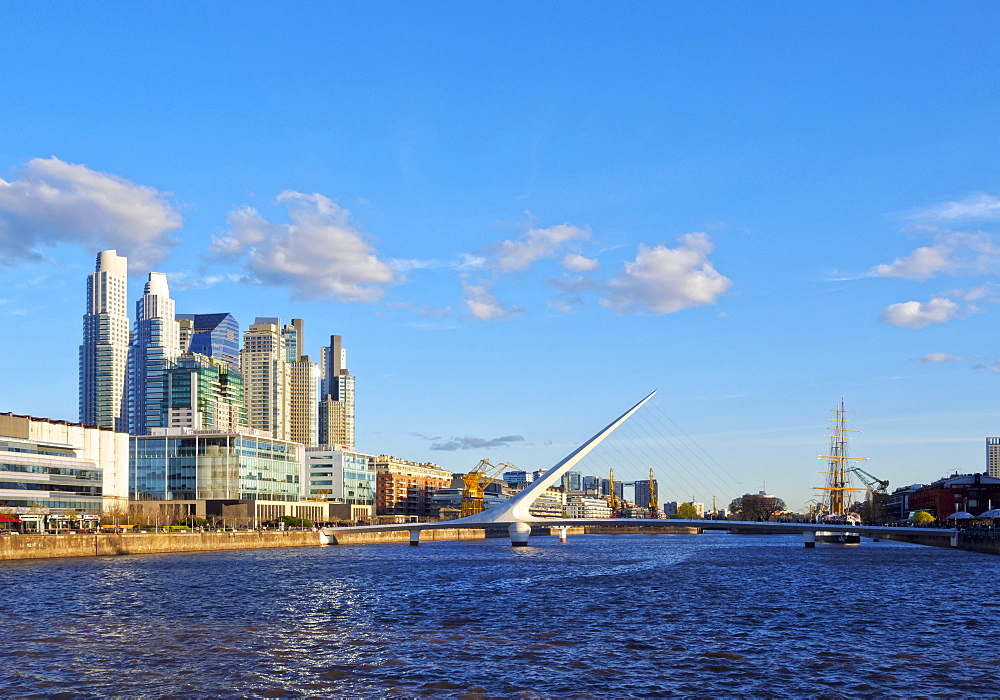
<box><xmin>728</xmin><ymin>494</ymin><xmax>787</xmax><ymax>521</ymax></box>
<box><xmin>910</xmin><ymin>510</ymin><xmax>936</xmax><ymax>525</ymax></box>
<box><xmin>675</xmin><ymin>503</ymin><xmax>699</xmax><ymax>519</ymax></box>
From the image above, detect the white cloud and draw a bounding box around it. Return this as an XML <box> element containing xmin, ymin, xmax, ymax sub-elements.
<box><xmin>494</xmin><ymin>224</ymin><xmax>591</xmax><ymax>272</ymax></box>
<box><xmin>879</xmin><ymin>298</ymin><xmax>960</xmax><ymax>329</ymax></box>
<box><xmin>911</xmin><ymin>193</ymin><xmax>1000</xmax><ymax>222</ymax></box>
<box><xmin>210</xmin><ymin>191</ymin><xmax>399</xmax><ymax>302</ymax></box>
<box><xmin>600</xmin><ymin>233</ymin><xmax>731</xmax><ymax>315</ymax></box>
<box><xmin>918</xmin><ymin>353</ymin><xmax>965</xmax><ymax>364</ymax></box>
<box><xmin>873</xmin><ymin>231</ymin><xmax>999</xmax><ymax>280</ymax></box>
<box><xmin>0</xmin><ymin>157</ymin><xmax>181</xmax><ymax>269</ymax></box>
<box><xmin>561</xmin><ymin>253</ymin><xmax>599</xmax><ymax>272</ymax></box>
<box><xmin>386</xmin><ymin>301</ymin><xmax>453</xmax><ymax>318</ymax></box>
<box><xmin>461</xmin><ymin>280</ymin><xmax>522</xmax><ymax>321</ymax></box>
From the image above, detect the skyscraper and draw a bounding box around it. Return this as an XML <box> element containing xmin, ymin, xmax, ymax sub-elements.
<box><xmin>129</xmin><ymin>273</ymin><xmax>181</xmax><ymax>435</ymax></box>
<box><xmin>241</xmin><ymin>319</ymin><xmax>290</xmax><ymax>440</ymax></box>
<box><xmin>176</xmin><ymin>313</ymin><xmax>240</xmax><ymax>367</ymax></box>
<box><xmin>163</xmin><ymin>353</ymin><xmax>248</xmax><ymax>431</ymax></box>
<box><xmin>319</xmin><ymin>334</ymin><xmax>355</xmax><ymax>450</ymax></box>
<box><xmin>283</xmin><ymin>319</ymin><xmax>318</xmax><ymax>446</ymax></box>
<box><xmin>80</xmin><ymin>250</ymin><xmax>130</xmax><ymax>431</ymax></box>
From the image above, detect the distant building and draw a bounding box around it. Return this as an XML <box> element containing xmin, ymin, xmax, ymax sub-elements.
<box><xmin>504</xmin><ymin>469</ymin><xmax>533</xmax><ymax>486</ymax></box>
<box><xmin>305</xmin><ymin>446</ymin><xmax>376</xmax><ymax>521</ymax></box>
<box><xmin>906</xmin><ymin>473</ymin><xmax>1000</xmax><ymax>518</ymax></box>
<box><xmin>529</xmin><ymin>488</ymin><xmax>567</xmax><ymax>518</ymax></box>
<box><xmin>129</xmin><ymin>273</ymin><xmax>181</xmax><ymax>436</ymax></box>
<box><xmin>372</xmin><ymin>455</ymin><xmax>452</xmax><ymax>519</ymax></box>
<box><xmin>582</xmin><ymin>475</ymin><xmax>601</xmax><ymax>494</ymax></box>
<box><xmin>80</xmin><ymin>250</ymin><xmax>130</xmax><ymax>432</ymax></box>
<box><xmin>0</xmin><ymin>412</ymin><xmax>129</xmax><ymax>515</ymax></box>
<box><xmin>566</xmin><ymin>495</ymin><xmax>612</xmax><ymax>519</ymax></box>
<box><xmin>988</xmin><ymin>438</ymin><xmax>1000</xmax><ymax>479</ymax></box>
<box><xmin>176</xmin><ymin>313</ymin><xmax>240</xmax><ymax>368</ymax></box>
<box><xmin>562</xmin><ymin>470</ymin><xmax>583</xmax><ymax>492</ymax></box>
<box><xmin>634</xmin><ymin>479</ymin><xmax>659</xmax><ymax>511</ymax></box>
<box><xmin>319</xmin><ymin>335</ymin><xmax>355</xmax><ymax>451</ymax></box>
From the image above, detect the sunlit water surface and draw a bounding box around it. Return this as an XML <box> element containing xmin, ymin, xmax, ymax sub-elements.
<box><xmin>2</xmin><ymin>533</ymin><xmax>998</xmax><ymax>698</ymax></box>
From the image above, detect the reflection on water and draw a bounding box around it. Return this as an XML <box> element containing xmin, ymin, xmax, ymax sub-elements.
<box><xmin>2</xmin><ymin>533</ymin><xmax>999</xmax><ymax>697</ymax></box>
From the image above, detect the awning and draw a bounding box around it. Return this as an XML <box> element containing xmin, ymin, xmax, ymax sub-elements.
<box><xmin>0</xmin><ymin>517</ymin><xmax>20</xmax><ymax>523</ymax></box>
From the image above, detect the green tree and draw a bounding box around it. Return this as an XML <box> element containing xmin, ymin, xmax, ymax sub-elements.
<box><xmin>675</xmin><ymin>503</ymin><xmax>700</xmax><ymax>519</ymax></box>
<box><xmin>728</xmin><ymin>494</ymin><xmax>787</xmax><ymax>521</ymax></box>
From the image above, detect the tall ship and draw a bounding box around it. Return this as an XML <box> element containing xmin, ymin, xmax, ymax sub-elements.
<box><xmin>813</xmin><ymin>400</ymin><xmax>867</xmax><ymax>543</ymax></box>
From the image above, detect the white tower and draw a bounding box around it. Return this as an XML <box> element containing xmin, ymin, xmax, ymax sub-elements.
<box><xmin>80</xmin><ymin>250</ymin><xmax>130</xmax><ymax>431</ymax></box>
<box><xmin>129</xmin><ymin>272</ymin><xmax>181</xmax><ymax>435</ymax></box>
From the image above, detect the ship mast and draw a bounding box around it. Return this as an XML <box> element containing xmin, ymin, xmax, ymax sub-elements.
<box><xmin>814</xmin><ymin>399</ymin><xmax>867</xmax><ymax>516</ymax></box>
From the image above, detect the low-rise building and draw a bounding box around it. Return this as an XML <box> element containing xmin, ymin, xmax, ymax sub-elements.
<box><xmin>906</xmin><ymin>473</ymin><xmax>1000</xmax><ymax>518</ymax></box>
<box><xmin>0</xmin><ymin>412</ymin><xmax>129</xmax><ymax>519</ymax></box>
<box><xmin>566</xmin><ymin>495</ymin><xmax>612</xmax><ymax>519</ymax></box>
<box><xmin>373</xmin><ymin>455</ymin><xmax>452</xmax><ymax>519</ymax></box>
<box><xmin>305</xmin><ymin>445</ymin><xmax>376</xmax><ymax>521</ymax></box>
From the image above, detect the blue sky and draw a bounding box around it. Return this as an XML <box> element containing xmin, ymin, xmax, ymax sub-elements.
<box><xmin>2</xmin><ymin>2</ymin><xmax>1000</xmax><ymax>510</ymax></box>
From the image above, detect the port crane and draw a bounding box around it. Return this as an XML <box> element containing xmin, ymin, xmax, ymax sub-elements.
<box><xmin>460</xmin><ymin>459</ymin><xmax>511</xmax><ymax>517</ymax></box>
<box><xmin>850</xmin><ymin>466</ymin><xmax>890</xmax><ymax>522</ymax></box>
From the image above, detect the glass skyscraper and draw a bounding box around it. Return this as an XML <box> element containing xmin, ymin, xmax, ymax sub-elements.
<box><xmin>79</xmin><ymin>250</ymin><xmax>130</xmax><ymax>431</ymax></box>
<box><xmin>176</xmin><ymin>313</ymin><xmax>240</xmax><ymax>368</ymax></box>
<box><xmin>129</xmin><ymin>273</ymin><xmax>181</xmax><ymax>435</ymax></box>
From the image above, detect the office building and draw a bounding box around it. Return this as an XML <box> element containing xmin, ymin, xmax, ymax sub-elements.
<box><xmin>129</xmin><ymin>273</ymin><xmax>181</xmax><ymax>435</ymax></box>
<box><xmin>562</xmin><ymin>470</ymin><xmax>583</xmax><ymax>492</ymax></box>
<box><xmin>79</xmin><ymin>250</ymin><xmax>130</xmax><ymax>431</ymax></box>
<box><xmin>0</xmin><ymin>412</ymin><xmax>129</xmax><ymax>516</ymax></box>
<box><xmin>566</xmin><ymin>495</ymin><xmax>612</xmax><ymax>519</ymax></box>
<box><xmin>164</xmin><ymin>353</ymin><xmax>248</xmax><ymax>431</ymax></box>
<box><xmin>634</xmin><ymin>479</ymin><xmax>659</xmax><ymax>511</ymax></box>
<box><xmin>305</xmin><ymin>446</ymin><xmax>376</xmax><ymax>521</ymax></box>
<box><xmin>176</xmin><ymin>313</ymin><xmax>240</xmax><ymax>368</ymax></box>
<box><xmin>319</xmin><ymin>334</ymin><xmax>355</xmax><ymax>450</ymax></box>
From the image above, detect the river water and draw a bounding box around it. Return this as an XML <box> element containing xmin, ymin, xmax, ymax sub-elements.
<box><xmin>1</xmin><ymin>532</ymin><xmax>998</xmax><ymax>698</ymax></box>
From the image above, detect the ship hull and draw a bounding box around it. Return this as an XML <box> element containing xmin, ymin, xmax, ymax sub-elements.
<box><xmin>816</xmin><ymin>531</ymin><xmax>861</xmax><ymax>545</ymax></box>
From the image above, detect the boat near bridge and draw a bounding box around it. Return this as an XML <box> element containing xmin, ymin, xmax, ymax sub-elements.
<box><xmin>813</xmin><ymin>400</ymin><xmax>868</xmax><ymax>545</ymax></box>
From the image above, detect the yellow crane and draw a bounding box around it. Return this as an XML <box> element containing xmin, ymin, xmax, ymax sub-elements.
<box><xmin>460</xmin><ymin>459</ymin><xmax>511</xmax><ymax>517</ymax></box>
<box><xmin>648</xmin><ymin>467</ymin><xmax>659</xmax><ymax>518</ymax></box>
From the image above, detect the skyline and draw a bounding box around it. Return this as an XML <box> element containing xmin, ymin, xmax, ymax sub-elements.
<box><xmin>2</xmin><ymin>2</ymin><xmax>1000</xmax><ymax>509</ymax></box>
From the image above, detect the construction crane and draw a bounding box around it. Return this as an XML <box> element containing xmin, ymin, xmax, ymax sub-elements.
<box><xmin>850</xmin><ymin>466</ymin><xmax>890</xmax><ymax>523</ymax></box>
<box><xmin>648</xmin><ymin>467</ymin><xmax>659</xmax><ymax>519</ymax></box>
<box><xmin>460</xmin><ymin>459</ymin><xmax>510</xmax><ymax>518</ymax></box>
<box><xmin>608</xmin><ymin>468</ymin><xmax>619</xmax><ymax>514</ymax></box>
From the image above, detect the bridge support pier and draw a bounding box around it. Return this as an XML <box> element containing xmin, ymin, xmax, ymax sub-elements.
<box><xmin>950</xmin><ymin>532</ymin><xmax>959</xmax><ymax>548</ymax></box>
<box><xmin>509</xmin><ymin>521</ymin><xmax>531</xmax><ymax>547</ymax></box>
<box><xmin>803</xmin><ymin>531</ymin><xmax>816</xmax><ymax>548</ymax></box>
<box><xmin>409</xmin><ymin>530</ymin><xmax>420</xmax><ymax>547</ymax></box>
<box><xmin>557</xmin><ymin>526</ymin><xmax>568</xmax><ymax>543</ymax></box>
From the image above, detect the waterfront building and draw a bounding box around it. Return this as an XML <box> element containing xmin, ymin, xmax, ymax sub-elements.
<box><xmin>0</xmin><ymin>412</ymin><xmax>129</xmax><ymax>517</ymax></box>
<box><xmin>319</xmin><ymin>334</ymin><xmax>355</xmax><ymax>450</ymax></box>
<box><xmin>130</xmin><ymin>428</ymin><xmax>313</xmax><ymax>526</ymax></box>
<box><xmin>164</xmin><ymin>353</ymin><xmax>248</xmax><ymax>431</ymax></box>
<box><xmin>129</xmin><ymin>273</ymin><xmax>181</xmax><ymax>435</ymax></box>
<box><xmin>905</xmin><ymin>473</ymin><xmax>1000</xmax><ymax>518</ymax></box>
<box><xmin>176</xmin><ymin>313</ymin><xmax>240</xmax><ymax>368</ymax></box>
<box><xmin>987</xmin><ymin>438</ymin><xmax>1000</xmax><ymax>479</ymax></box>
<box><xmin>528</xmin><ymin>487</ymin><xmax>566</xmax><ymax>518</ymax></box>
<box><xmin>241</xmin><ymin>320</ymin><xmax>290</xmax><ymax>441</ymax></box>
<box><xmin>372</xmin><ymin>455</ymin><xmax>452</xmax><ymax>518</ymax></box>
<box><xmin>79</xmin><ymin>250</ymin><xmax>130</xmax><ymax>432</ymax></box>
<box><xmin>305</xmin><ymin>446</ymin><xmax>376</xmax><ymax>521</ymax></box>
<box><xmin>566</xmin><ymin>495</ymin><xmax>612</xmax><ymax>518</ymax></box>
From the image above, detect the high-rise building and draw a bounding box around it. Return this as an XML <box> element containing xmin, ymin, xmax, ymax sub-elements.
<box><xmin>319</xmin><ymin>334</ymin><xmax>355</xmax><ymax>450</ymax></box>
<box><xmin>988</xmin><ymin>438</ymin><xmax>1000</xmax><ymax>478</ymax></box>
<box><xmin>634</xmin><ymin>479</ymin><xmax>659</xmax><ymax>511</ymax></box>
<box><xmin>241</xmin><ymin>320</ymin><xmax>290</xmax><ymax>440</ymax></box>
<box><xmin>176</xmin><ymin>313</ymin><xmax>240</xmax><ymax>368</ymax></box>
<box><xmin>80</xmin><ymin>250</ymin><xmax>130</xmax><ymax>431</ymax></box>
<box><xmin>129</xmin><ymin>273</ymin><xmax>181</xmax><ymax>435</ymax></box>
<box><xmin>164</xmin><ymin>353</ymin><xmax>248</xmax><ymax>431</ymax></box>
<box><xmin>283</xmin><ymin>320</ymin><xmax>319</xmax><ymax>446</ymax></box>
<box><xmin>562</xmin><ymin>470</ymin><xmax>583</xmax><ymax>492</ymax></box>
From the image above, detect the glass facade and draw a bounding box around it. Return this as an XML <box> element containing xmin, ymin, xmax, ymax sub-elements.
<box><xmin>131</xmin><ymin>433</ymin><xmax>303</xmax><ymax>502</ymax></box>
<box><xmin>0</xmin><ymin>440</ymin><xmax>104</xmax><ymax>513</ymax></box>
<box><xmin>178</xmin><ymin>313</ymin><xmax>240</xmax><ymax>368</ymax></box>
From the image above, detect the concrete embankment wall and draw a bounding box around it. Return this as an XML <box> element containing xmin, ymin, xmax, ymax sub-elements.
<box><xmin>324</xmin><ymin>528</ymin><xmax>485</xmax><ymax>545</ymax></box>
<box><xmin>584</xmin><ymin>526</ymin><xmax>701</xmax><ymax>535</ymax></box>
<box><xmin>883</xmin><ymin>531</ymin><xmax>1000</xmax><ymax>556</ymax></box>
<box><xmin>0</xmin><ymin>531</ymin><xmax>320</xmax><ymax>561</ymax></box>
